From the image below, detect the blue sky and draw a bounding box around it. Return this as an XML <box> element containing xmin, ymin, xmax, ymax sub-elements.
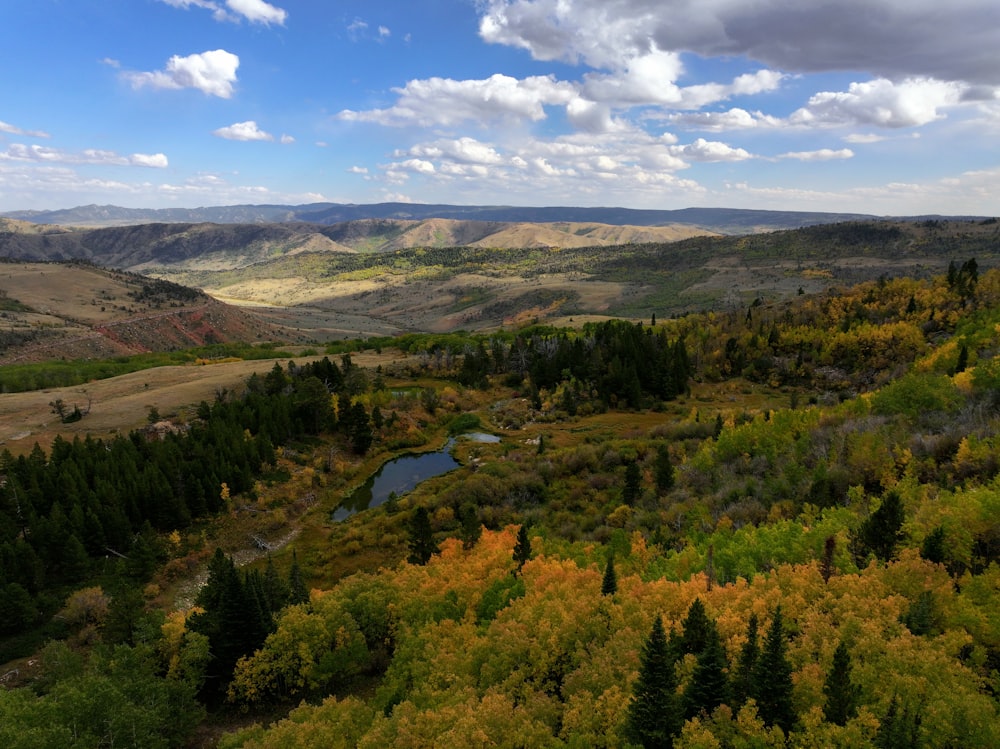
<box><xmin>2</xmin><ymin>0</ymin><xmax>998</xmax><ymax>215</ymax></box>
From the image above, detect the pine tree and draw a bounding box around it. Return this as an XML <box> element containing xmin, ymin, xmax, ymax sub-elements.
<box><xmin>857</xmin><ymin>491</ymin><xmax>905</xmax><ymax>562</ymax></box>
<box><xmin>624</xmin><ymin>616</ymin><xmax>681</xmax><ymax>748</ymax></box>
<box><xmin>821</xmin><ymin>535</ymin><xmax>837</xmax><ymax>583</ymax></box>
<box><xmin>683</xmin><ymin>621</ymin><xmax>730</xmax><ymax>719</ymax></box>
<box><xmin>622</xmin><ymin>460</ymin><xmax>642</xmax><ymax>505</ymax></box>
<box><xmin>512</xmin><ymin>524</ymin><xmax>532</xmax><ymax>573</ymax></box>
<box><xmin>875</xmin><ymin>696</ymin><xmax>922</xmax><ymax>749</ymax></box>
<box><xmin>287</xmin><ymin>550</ymin><xmax>309</xmax><ymax>605</ymax></box>
<box><xmin>261</xmin><ymin>556</ymin><xmax>289</xmax><ymax>613</ymax></box>
<box><xmin>753</xmin><ymin>607</ymin><xmax>796</xmax><ymax>733</ymax></box>
<box><xmin>458</xmin><ymin>502</ymin><xmax>482</xmax><ymax>550</ymax></box>
<box><xmin>731</xmin><ymin>613</ymin><xmax>759</xmax><ymax>709</ymax></box>
<box><xmin>823</xmin><ymin>641</ymin><xmax>859</xmax><ymax>725</ymax></box>
<box><xmin>601</xmin><ymin>553</ymin><xmax>618</xmax><ymax>596</ymax></box>
<box><xmin>653</xmin><ymin>444</ymin><xmax>675</xmax><ymax>494</ymax></box>
<box><xmin>680</xmin><ymin>597</ymin><xmax>711</xmax><ymax>655</ymax></box>
<box><xmin>920</xmin><ymin>526</ymin><xmax>946</xmax><ymax>565</ymax></box>
<box><xmin>407</xmin><ymin>506</ymin><xmax>439</xmax><ymax>565</ymax></box>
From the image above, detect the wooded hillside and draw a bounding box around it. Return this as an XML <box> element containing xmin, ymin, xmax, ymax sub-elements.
<box><xmin>2</xmin><ymin>258</ymin><xmax>1000</xmax><ymax>748</ymax></box>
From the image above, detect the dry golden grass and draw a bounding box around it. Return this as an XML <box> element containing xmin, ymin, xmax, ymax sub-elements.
<box><xmin>0</xmin><ymin>351</ymin><xmax>393</xmax><ymax>456</ymax></box>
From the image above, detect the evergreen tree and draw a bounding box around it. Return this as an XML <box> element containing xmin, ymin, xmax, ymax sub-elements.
<box><xmin>821</xmin><ymin>535</ymin><xmax>837</xmax><ymax>583</ymax></box>
<box><xmin>601</xmin><ymin>553</ymin><xmax>618</xmax><ymax>596</ymax></box>
<box><xmin>731</xmin><ymin>613</ymin><xmax>759</xmax><ymax>709</ymax></box>
<box><xmin>407</xmin><ymin>506</ymin><xmax>439</xmax><ymax>565</ymax></box>
<box><xmin>823</xmin><ymin>641</ymin><xmax>859</xmax><ymax>726</ymax></box>
<box><xmin>287</xmin><ymin>550</ymin><xmax>309</xmax><ymax>605</ymax></box>
<box><xmin>857</xmin><ymin>491</ymin><xmax>905</xmax><ymax>562</ymax></box>
<box><xmin>653</xmin><ymin>444</ymin><xmax>675</xmax><ymax>494</ymax></box>
<box><xmin>875</xmin><ymin>696</ymin><xmax>922</xmax><ymax>749</ymax></box>
<box><xmin>920</xmin><ymin>526</ymin><xmax>946</xmax><ymax>565</ymax></box>
<box><xmin>753</xmin><ymin>607</ymin><xmax>796</xmax><ymax>733</ymax></box>
<box><xmin>680</xmin><ymin>597</ymin><xmax>712</xmax><ymax>655</ymax></box>
<box><xmin>622</xmin><ymin>460</ymin><xmax>642</xmax><ymax>505</ymax></box>
<box><xmin>261</xmin><ymin>556</ymin><xmax>289</xmax><ymax>613</ymax></box>
<box><xmin>683</xmin><ymin>621</ymin><xmax>730</xmax><ymax>719</ymax></box>
<box><xmin>624</xmin><ymin>616</ymin><xmax>681</xmax><ymax>748</ymax></box>
<box><xmin>347</xmin><ymin>401</ymin><xmax>374</xmax><ymax>455</ymax></box>
<box><xmin>458</xmin><ymin>503</ymin><xmax>482</xmax><ymax>550</ymax></box>
<box><xmin>513</xmin><ymin>524</ymin><xmax>532</xmax><ymax>573</ymax></box>
<box><xmin>955</xmin><ymin>342</ymin><xmax>969</xmax><ymax>373</ymax></box>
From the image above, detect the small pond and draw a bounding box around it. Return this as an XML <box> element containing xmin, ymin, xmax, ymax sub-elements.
<box><xmin>332</xmin><ymin>432</ymin><xmax>499</xmax><ymax>521</ymax></box>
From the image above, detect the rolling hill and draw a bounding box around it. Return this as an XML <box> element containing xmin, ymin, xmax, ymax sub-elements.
<box><xmin>0</xmin><ymin>261</ymin><xmax>292</xmax><ymax>365</ymax></box>
<box><xmin>1</xmin><ymin>201</ymin><xmax>882</xmax><ymax>232</ymax></box>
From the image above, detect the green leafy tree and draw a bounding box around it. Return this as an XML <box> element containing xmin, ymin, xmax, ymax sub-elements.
<box><xmin>624</xmin><ymin>615</ymin><xmax>681</xmax><ymax>748</ymax></box>
<box><xmin>823</xmin><ymin>641</ymin><xmax>859</xmax><ymax>726</ymax></box>
<box><xmin>407</xmin><ymin>507</ymin><xmax>439</xmax><ymax>565</ymax></box>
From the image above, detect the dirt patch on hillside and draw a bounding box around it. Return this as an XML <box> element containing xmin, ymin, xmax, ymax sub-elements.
<box><xmin>0</xmin><ymin>351</ymin><xmax>392</xmax><ymax>455</ymax></box>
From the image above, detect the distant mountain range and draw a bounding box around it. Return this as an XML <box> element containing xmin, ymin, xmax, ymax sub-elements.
<box><xmin>0</xmin><ymin>202</ymin><xmax>889</xmax><ymax>234</ymax></box>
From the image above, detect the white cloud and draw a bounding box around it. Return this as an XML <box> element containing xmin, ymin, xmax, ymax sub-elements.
<box><xmin>668</xmin><ymin>108</ymin><xmax>782</xmax><ymax>132</ymax></box>
<box><xmin>779</xmin><ymin>148</ymin><xmax>855</xmax><ymax>161</ymax></box>
<box><xmin>0</xmin><ymin>120</ymin><xmax>50</xmax><ymax>138</ymax></box>
<box><xmin>404</xmin><ymin>137</ymin><xmax>505</xmax><ymax>165</ymax></box>
<box><xmin>789</xmin><ymin>78</ymin><xmax>966</xmax><ymax>128</ymax></box>
<box><xmin>124</xmin><ymin>50</ymin><xmax>240</xmax><ymax>98</ymax></box>
<box><xmin>226</xmin><ymin>0</ymin><xmax>286</xmax><ymax>25</ymax></box>
<box><xmin>279</xmin><ymin>134</ymin><xmax>295</xmax><ymax>144</ymax></box>
<box><xmin>159</xmin><ymin>0</ymin><xmax>287</xmax><ymax>26</ymax></box>
<box><xmin>128</xmin><ymin>153</ymin><xmax>170</xmax><ymax>168</ymax></box>
<box><xmin>668</xmin><ymin>138</ymin><xmax>753</xmax><ymax>163</ymax></box>
<box><xmin>338</xmin><ymin>73</ymin><xmax>576</xmax><ymax>127</ymax></box>
<box><xmin>0</xmin><ymin>144</ymin><xmax>168</xmax><ymax>167</ymax></box>
<box><xmin>843</xmin><ymin>133</ymin><xmax>887</xmax><ymax>144</ymax></box>
<box><xmin>213</xmin><ymin>121</ymin><xmax>274</xmax><ymax>141</ymax></box>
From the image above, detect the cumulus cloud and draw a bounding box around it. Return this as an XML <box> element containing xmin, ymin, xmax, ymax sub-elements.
<box><xmin>668</xmin><ymin>108</ymin><xmax>782</xmax><ymax>132</ymax></box>
<box><xmin>479</xmin><ymin>0</ymin><xmax>1000</xmax><ymax>85</ymax></box>
<box><xmin>226</xmin><ymin>0</ymin><xmax>286</xmax><ymax>25</ymax></box>
<box><xmin>668</xmin><ymin>138</ymin><xmax>753</xmax><ymax>162</ymax></box>
<box><xmin>129</xmin><ymin>153</ymin><xmax>170</xmax><ymax>168</ymax></box>
<box><xmin>212</xmin><ymin>120</ymin><xmax>274</xmax><ymax>141</ymax></box>
<box><xmin>159</xmin><ymin>0</ymin><xmax>287</xmax><ymax>26</ymax></box>
<box><xmin>338</xmin><ymin>73</ymin><xmax>576</xmax><ymax>127</ymax></box>
<box><xmin>403</xmin><ymin>137</ymin><xmax>505</xmax><ymax>165</ymax></box>
<box><xmin>0</xmin><ymin>144</ymin><xmax>168</xmax><ymax>167</ymax></box>
<box><xmin>779</xmin><ymin>148</ymin><xmax>855</xmax><ymax>161</ymax></box>
<box><xmin>0</xmin><ymin>120</ymin><xmax>50</xmax><ymax>138</ymax></box>
<box><xmin>124</xmin><ymin>49</ymin><xmax>240</xmax><ymax>98</ymax></box>
<box><xmin>789</xmin><ymin>78</ymin><xmax>966</xmax><ymax>128</ymax></box>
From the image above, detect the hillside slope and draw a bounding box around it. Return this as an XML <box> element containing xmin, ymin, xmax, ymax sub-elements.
<box><xmin>0</xmin><ymin>262</ymin><xmax>286</xmax><ymax>364</ymax></box>
<box><xmin>1</xmin><ymin>202</ymin><xmax>882</xmax><ymax>232</ymax></box>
